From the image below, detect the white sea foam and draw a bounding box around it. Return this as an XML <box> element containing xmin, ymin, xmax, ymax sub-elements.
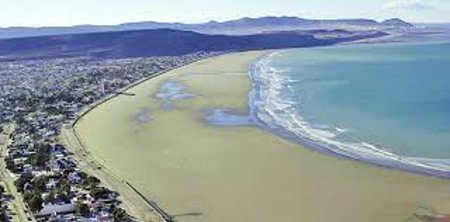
<box><xmin>248</xmin><ymin>52</ymin><xmax>450</xmax><ymax>177</ymax></box>
<box><xmin>336</xmin><ymin>127</ymin><xmax>349</xmax><ymax>133</ymax></box>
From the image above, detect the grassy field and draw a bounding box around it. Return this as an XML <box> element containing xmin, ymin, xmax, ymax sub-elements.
<box><xmin>75</xmin><ymin>51</ymin><xmax>450</xmax><ymax>222</ymax></box>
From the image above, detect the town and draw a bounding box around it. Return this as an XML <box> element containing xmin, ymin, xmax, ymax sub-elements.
<box><xmin>0</xmin><ymin>52</ymin><xmax>216</xmax><ymax>221</ymax></box>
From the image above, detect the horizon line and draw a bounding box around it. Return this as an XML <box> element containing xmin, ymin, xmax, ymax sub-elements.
<box><xmin>1</xmin><ymin>15</ymin><xmax>448</xmax><ymax>29</ymax></box>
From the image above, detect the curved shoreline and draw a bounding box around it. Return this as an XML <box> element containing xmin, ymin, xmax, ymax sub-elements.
<box><xmin>248</xmin><ymin>51</ymin><xmax>450</xmax><ymax>179</ymax></box>
<box><xmin>63</xmin><ymin>118</ymin><xmax>171</xmax><ymax>222</ymax></box>
<box><xmin>72</xmin><ymin>55</ymin><xmax>219</xmax><ymax>127</ymax></box>
<box><xmin>72</xmin><ymin>51</ymin><xmax>450</xmax><ymax>222</ymax></box>
<box><xmin>62</xmin><ymin>55</ymin><xmax>218</xmax><ymax>222</ymax></box>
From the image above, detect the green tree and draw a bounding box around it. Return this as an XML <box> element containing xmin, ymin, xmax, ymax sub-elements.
<box><xmin>89</xmin><ymin>186</ymin><xmax>110</xmax><ymax>199</ymax></box>
<box><xmin>23</xmin><ymin>191</ymin><xmax>33</xmax><ymax>203</ymax></box>
<box><xmin>112</xmin><ymin>206</ymin><xmax>128</xmax><ymax>221</ymax></box>
<box><xmin>83</xmin><ymin>176</ymin><xmax>100</xmax><ymax>188</ymax></box>
<box><xmin>0</xmin><ymin>190</ymin><xmax>5</xmax><ymax>221</ymax></box>
<box><xmin>75</xmin><ymin>202</ymin><xmax>90</xmax><ymax>217</ymax></box>
<box><xmin>59</xmin><ymin>179</ymin><xmax>71</xmax><ymax>194</ymax></box>
<box><xmin>26</xmin><ymin>143</ymin><xmax>51</xmax><ymax>167</ymax></box>
<box><xmin>33</xmin><ymin>176</ymin><xmax>48</xmax><ymax>193</ymax></box>
<box><xmin>0</xmin><ymin>185</ymin><xmax>4</xmax><ymax>197</ymax></box>
<box><xmin>15</xmin><ymin>175</ymin><xmax>32</xmax><ymax>192</ymax></box>
<box><xmin>55</xmin><ymin>191</ymin><xmax>69</xmax><ymax>203</ymax></box>
<box><xmin>0</xmin><ymin>207</ymin><xmax>6</xmax><ymax>222</ymax></box>
<box><xmin>4</xmin><ymin>156</ymin><xmax>16</xmax><ymax>172</ymax></box>
<box><xmin>44</xmin><ymin>191</ymin><xmax>55</xmax><ymax>204</ymax></box>
<box><xmin>28</xmin><ymin>195</ymin><xmax>43</xmax><ymax>213</ymax></box>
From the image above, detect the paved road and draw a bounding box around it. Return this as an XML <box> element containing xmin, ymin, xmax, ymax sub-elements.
<box><xmin>1</xmin><ymin>123</ymin><xmax>165</xmax><ymax>222</ymax></box>
<box><xmin>0</xmin><ymin>125</ymin><xmax>35</xmax><ymax>222</ymax></box>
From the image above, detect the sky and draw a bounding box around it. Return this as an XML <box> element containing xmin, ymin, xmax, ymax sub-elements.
<box><xmin>0</xmin><ymin>0</ymin><xmax>448</xmax><ymax>27</ymax></box>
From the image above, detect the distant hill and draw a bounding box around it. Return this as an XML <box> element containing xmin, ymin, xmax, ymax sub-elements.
<box><xmin>381</xmin><ymin>18</ymin><xmax>414</xmax><ymax>28</ymax></box>
<box><xmin>0</xmin><ymin>29</ymin><xmax>387</xmax><ymax>60</ymax></box>
<box><xmin>0</xmin><ymin>16</ymin><xmax>411</xmax><ymax>39</ymax></box>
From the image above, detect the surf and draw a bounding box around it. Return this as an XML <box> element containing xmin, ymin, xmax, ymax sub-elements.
<box><xmin>248</xmin><ymin>44</ymin><xmax>450</xmax><ymax>178</ymax></box>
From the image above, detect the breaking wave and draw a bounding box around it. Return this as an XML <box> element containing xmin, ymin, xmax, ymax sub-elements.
<box><xmin>248</xmin><ymin>52</ymin><xmax>450</xmax><ymax>179</ymax></box>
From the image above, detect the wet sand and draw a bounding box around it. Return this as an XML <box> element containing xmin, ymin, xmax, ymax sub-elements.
<box><xmin>75</xmin><ymin>51</ymin><xmax>450</xmax><ymax>222</ymax></box>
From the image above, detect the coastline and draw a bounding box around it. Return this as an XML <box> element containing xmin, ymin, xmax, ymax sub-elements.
<box><xmin>61</xmin><ymin>121</ymin><xmax>167</xmax><ymax>222</ymax></box>
<box><xmin>73</xmin><ymin>51</ymin><xmax>450</xmax><ymax>222</ymax></box>
<box><xmin>248</xmin><ymin>51</ymin><xmax>450</xmax><ymax>179</ymax></box>
<box><xmin>60</xmin><ymin>55</ymin><xmax>218</xmax><ymax>222</ymax></box>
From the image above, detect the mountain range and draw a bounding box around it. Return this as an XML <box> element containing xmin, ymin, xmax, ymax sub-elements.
<box><xmin>0</xmin><ymin>29</ymin><xmax>387</xmax><ymax>61</ymax></box>
<box><xmin>0</xmin><ymin>16</ymin><xmax>413</xmax><ymax>39</ymax></box>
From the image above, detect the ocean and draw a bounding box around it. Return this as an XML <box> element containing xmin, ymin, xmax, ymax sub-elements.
<box><xmin>250</xmin><ymin>42</ymin><xmax>450</xmax><ymax>177</ymax></box>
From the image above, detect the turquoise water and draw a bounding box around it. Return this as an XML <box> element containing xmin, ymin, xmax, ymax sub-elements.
<box><xmin>251</xmin><ymin>42</ymin><xmax>450</xmax><ymax>175</ymax></box>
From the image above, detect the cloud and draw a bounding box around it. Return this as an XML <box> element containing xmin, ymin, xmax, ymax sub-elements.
<box><xmin>383</xmin><ymin>0</ymin><xmax>434</xmax><ymax>10</ymax></box>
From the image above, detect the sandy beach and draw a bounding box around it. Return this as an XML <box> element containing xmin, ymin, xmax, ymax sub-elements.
<box><xmin>75</xmin><ymin>51</ymin><xmax>450</xmax><ymax>222</ymax></box>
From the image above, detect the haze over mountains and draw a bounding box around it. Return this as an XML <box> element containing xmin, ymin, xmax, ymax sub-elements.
<box><xmin>0</xmin><ymin>16</ymin><xmax>413</xmax><ymax>39</ymax></box>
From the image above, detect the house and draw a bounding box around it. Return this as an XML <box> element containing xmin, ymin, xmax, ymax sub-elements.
<box><xmin>35</xmin><ymin>203</ymin><xmax>76</xmax><ymax>218</ymax></box>
<box><xmin>97</xmin><ymin>211</ymin><xmax>114</xmax><ymax>222</ymax></box>
<box><xmin>46</xmin><ymin>179</ymin><xmax>59</xmax><ymax>190</ymax></box>
<box><xmin>68</xmin><ymin>172</ymin><xmax>82</xmax><ymax>184</ymax></box>
<box><xmin>23</xmin><ymin>164</ymin><xmax>33</xmax><ymax>173</ymax></box>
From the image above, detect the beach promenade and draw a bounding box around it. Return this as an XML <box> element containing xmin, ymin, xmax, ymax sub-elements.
<box><xmin>60</xmin><ymin>127</ymin><xmax>166</xmax><ymax>222</ymax></box>
<box><xmin>74</xmin><ymin>51</ymin><xmax>450</xmax><ymax>222</ymax></box>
